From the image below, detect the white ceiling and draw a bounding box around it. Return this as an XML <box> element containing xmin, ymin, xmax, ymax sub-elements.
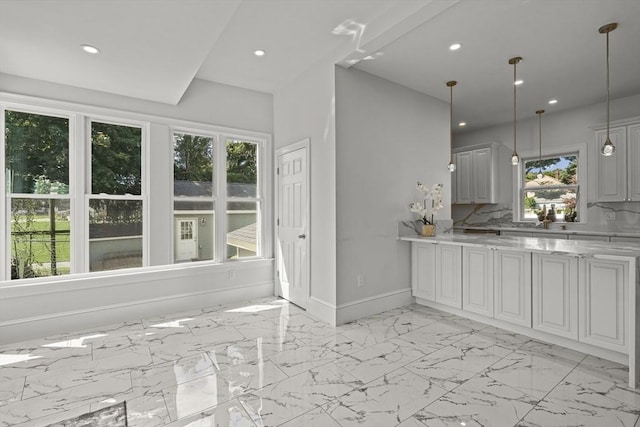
<box><xmin>1</xmin><ymin>0</ymin><xmax>639</xmax><ymax>131</ymax></box>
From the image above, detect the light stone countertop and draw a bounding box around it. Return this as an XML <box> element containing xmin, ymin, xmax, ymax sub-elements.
<box><xmin>455</xmin><ymin>225</ymin><xmax>640</xmax><ymax>238</ymax></box>
<box><xmin>400</xmin><ymin>234</ymin><xmax>640</xmax><ymax>260</ymax></box>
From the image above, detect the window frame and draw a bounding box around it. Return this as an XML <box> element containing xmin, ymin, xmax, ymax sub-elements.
<box><xmin>171</xmin><ymin>127</ymin><xmax>218</xmax><ymax>263</ymax></box>
<box><xmin>85</xmin><ymin>116</ymin><xmax>149</xmax><ymax>272</ymax></box>
<box><xmin>512</xmin><ymin>143</ymin><xmax>588</xmax><ymax>223</ymax></box>
<box><xmin>1</xmin><ymin>92</ymin><xmax>271</xmax><ymax>284</ymax></box>
<box><xmin>223</xmin><ymin>136</ymin><xmax>264</xmax><ymax>261</ymax></box>
<box><xmin>2</xmin><ymin>105</ymin><xmax>76</xmax><ymax>280</ymax></box>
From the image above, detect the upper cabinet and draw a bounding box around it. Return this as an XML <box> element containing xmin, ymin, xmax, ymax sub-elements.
<box><xmin>452</xmin><ymin>143</ymin><xmax>500</xmax><ymax>204</ymax></box>
<box><xmin>595</xmin><ymin>120</ymin><xmax>640</xmax><ymax>202</ymax></box>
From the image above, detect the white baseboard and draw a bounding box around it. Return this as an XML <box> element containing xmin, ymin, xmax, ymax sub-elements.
<box><xmin>0</xmin><ymin>282</ymin><xmax>274</xmax><ymax>345</ymax></box>
<box><xmin>336</xmin><ymin>288</ymin><xmax>413</xmax><ymax>325</ymax></box>
<box><xmin>414</xmin><ymin>297</ymin><xmax>628</xmax><ymax>366</ymax></box>
<box><xmin>307</xmin><ymin>296</ymin><xmax>337</xmax><ymax>326</ymax></box>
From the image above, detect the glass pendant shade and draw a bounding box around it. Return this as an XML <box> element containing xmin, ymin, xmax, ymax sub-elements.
<box><xmin>601</xmin><ymin>138</ymin><xmax>615</xmax><ymax>156</ymax></box>
<box><xmin>599</xmin><ymin>23</ymin><xmax>618</xmax><ymax>157</ymax></box>
<box><xmin>446</xmin><ymin>80</ymin><xmax>457</xmax><ymax>172</ymax></box>
<box><xmin>509</xmin><ymin>57</ymin><xmax>522</xmax><ymax>167</ymax></box>
<box><xmin>511</xmin><ymin>152</ymin><xmax>520</xmax><ymax>165</ymax></box>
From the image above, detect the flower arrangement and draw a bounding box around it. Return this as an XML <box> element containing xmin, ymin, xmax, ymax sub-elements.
<box><xmin>561</xmin><ymin>192</ymin><xmax>578</xmax><ymax>222</ymax></box>
<box><xmin>409</xmin><ymin>182</ymin><xmax>444</xmax><ymax>225</ymax></box>
<box><xmin>560</xmin><ymin>192</ymin><xmax>576</xmax><ymax>213</ymax></box>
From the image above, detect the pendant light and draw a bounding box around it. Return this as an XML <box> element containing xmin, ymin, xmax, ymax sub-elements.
<box><xmin>447</xmin><ymin>80</ymin><xmax>457</xmax><ymax>172</ymax></box>
<box><xmin>599</xmin><ymin>22</ymin><xmax>618</xmax><ymax>156</ymax></box>
<box><xmin>536</xmin><ymin>110</ymin><xmax>545</xmax><ymax>179</ymax></box>
<box><xmin>509</xmin><ymin>56</ymin><xmax>522</xmax><ymax>165</ymax></box>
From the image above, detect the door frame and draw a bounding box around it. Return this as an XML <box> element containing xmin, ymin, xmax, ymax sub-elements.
<box><xmin>275</xmin><ymin>138</ymin><xmax>310</xmax><ymax>308</ymax></box>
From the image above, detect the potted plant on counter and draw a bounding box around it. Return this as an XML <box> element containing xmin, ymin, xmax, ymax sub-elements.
<box><xmin>409</xmin><ymin>182</ymin><xmax>443</xmax><ymax>237</ymax></box>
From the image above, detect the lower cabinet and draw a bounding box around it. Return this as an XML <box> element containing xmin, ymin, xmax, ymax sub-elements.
<box><xmin>412</xmin><ymin>242</ymin><xmax>462</xmax><ymax>309</ymax></box>
<box><xmin>579</xmin><ymin>257</ymin><xmax>628</xmax><ymax>353</ymax></box>
<box><xmin>412</xmin><ymin>241</ymin><xmax>630</xmax><ymax>354</ymax></box>
<box><xmin>462</xmin><ymin>247</ymin><xmax>494</xmax><ymax>317</ymax></box>
<box><xmin>532</xmin><ymin>253</ymin><xmax>578</xmax><ymax>339</ymax></box>
<box><xmin>494</xmin><ymin>249</ymin><xmax>532</xmax><ymax>327</ymax></box>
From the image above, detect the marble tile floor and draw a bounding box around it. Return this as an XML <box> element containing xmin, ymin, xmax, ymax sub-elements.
<box><xmin>1</xmin><ymin>297</ymin><xmax>639</xmax><ymax>427</ymax></box>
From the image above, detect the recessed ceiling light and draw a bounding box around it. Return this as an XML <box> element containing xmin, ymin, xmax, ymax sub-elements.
<box><xmin>548</xmin><ymin>99</ymin><xmax>558</xmax><ymax>104</ymax></box>
<box><xmin>449</xmin><ymin>43</ymin><xmax>462</xmax><ymax>51</ymax></box>
<box><xmin>459</xmin><ymin>122</ymin><xmax>467</xmax><ymax>127</ymax></box>
<box><xmin>81</xmin><ymin>44</ymin><xmax>100</xmax><ymax>55</ymax></box>
<box><xmin>254</xmin><ymin>49</ymin><xmax>265</xmax><ymax>57</ymax></box>
<box><xmin>514</xmin><ymin>79</ymin><xmax>523</xmax><ymax>86</ymax></box>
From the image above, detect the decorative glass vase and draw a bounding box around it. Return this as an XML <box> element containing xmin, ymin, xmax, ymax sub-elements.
<box><xmin>420</xmin><ymin>224</ymin><xmax>436</xmax><ymax>237</ymax></box>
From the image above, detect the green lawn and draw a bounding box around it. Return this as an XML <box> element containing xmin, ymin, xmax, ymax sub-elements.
<box><xmin>11</xmin><ymin>216</ymin><xmax>71</xmax><ymax>264</ymax></box>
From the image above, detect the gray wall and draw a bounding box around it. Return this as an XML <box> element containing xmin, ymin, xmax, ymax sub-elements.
<box><xmin>335</xmin><ymin>67</ymin><xmax>450</xmax><ymax>308</ymax></box>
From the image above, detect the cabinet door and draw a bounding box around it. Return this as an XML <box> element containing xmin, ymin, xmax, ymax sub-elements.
<box><xmin>628</xmin><ymin>124</ymin><xmax>640</xmax><ymax>201</ymax></box>
<box><xmin>462</xmin><ymin>246</ymin><xmax>494</xmax><ymax>317</ymax></box>
<box><xmin>456</xmin><ymin>151</ymin><xmax>473</xmax><ymax>204</ymax></box>
<box><xmin>494</xmin><ymin>250</ymin><xmax>531</xmax><ymax>327</ymax></box>
<box><xmin>472</xmin><ymin>147</ymin><xmax>494</xmax><ymax>203</ymax></box>
<box><xmin>435</xmin><ymin>245</ymin><xmax>462</xmax><ymax>308</ymax></box>
<box><xmin>579</xmin><ymin>258</ymin><xmax>628</xmax><ymax>353</ymax></box>
<box><xmin>532</xmin><ymin>254</ymin><xmax>578</xmax><ymax>339</ymax></box>
<box><xmin>411</xmin><ymin>242</ymin><xmax>437</xmax><ymax>301</ymax></box>
<box><xmin>596</xmin><ymin>127</ymin><xmax>627</xmax><ymax>202</ymax></box>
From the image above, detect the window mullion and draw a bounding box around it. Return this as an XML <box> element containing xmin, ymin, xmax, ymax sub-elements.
<box><xmin>215</xmin><ymin>136</ymin><xmax>227</xmax><ymax>263</ymax></box>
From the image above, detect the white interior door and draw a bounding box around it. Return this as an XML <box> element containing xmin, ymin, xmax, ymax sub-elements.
<box><xmin>276</xmin><ymin>140</ymin><xmax>309</xmax><ymax>308</ymax></box>
<box><xmin>175</xmin><ymin>218</ymin><xmax>198</xmax><ymax>261</ymax></box>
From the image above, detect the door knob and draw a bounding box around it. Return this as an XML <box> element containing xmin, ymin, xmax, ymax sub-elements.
<box><xmin>298</xmin><ymin>234</ymin><xmax>306</xmax><ymax>239</ymax></box>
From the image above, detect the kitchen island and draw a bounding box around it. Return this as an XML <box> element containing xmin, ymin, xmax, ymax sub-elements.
<box><xmin>400</xmin><ymin>234</ymin><xmax>640</xmax><ymax>388</ymax></box>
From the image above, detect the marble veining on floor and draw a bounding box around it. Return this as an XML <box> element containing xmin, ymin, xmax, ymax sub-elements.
<box><xmin>1</xmin><ymin>298</ymin><xmax>639</xmax><ymax>426</ymax></box>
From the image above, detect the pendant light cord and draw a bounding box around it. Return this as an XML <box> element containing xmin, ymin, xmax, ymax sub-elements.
<box><xmin>450</xmin><ymin>84</ymin><xmax>454</xmax><ymax>163</ymax></box>
<box><xmin>606</xmin><ymin>30</ymin><xmax>610</xmax><ymax>140</ymax></box>
<box><xmin>513</xmin><ymin>61</ymin><xmax>517</xmax><ymax>155</ymax></box>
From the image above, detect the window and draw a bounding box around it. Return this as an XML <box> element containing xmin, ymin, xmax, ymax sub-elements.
<box><xmin>226</xmin><ymin>139</ymin><xmax>260</xmax><ymax>259</ymax></box>
<box><xmin>172</xmin><ymin>134</ymin><xmax>263</xmax><ymax>262</ymax></box>
<box><xmin>89</xmin><ymin>121</ymin><xmax>144</xmax><ymax>272</ymax></box>
<box><xmin>521</xmin><ymin>154</ymin><xmax>579</xmax><ymax>221</ymax></box>
<box><xmin>2</xmin><ymin>95</ymin><xmax>269</xmax><ymax>282</ymax></box>
<box><xmin>173</xmin><ymin>131</ymin><xmax>215</xmax><ymax>262</ymax></box>
<box><xmin>5</xmin><ymin>110</ymin><xmax>72</xmax><ymax>279</ymax></box>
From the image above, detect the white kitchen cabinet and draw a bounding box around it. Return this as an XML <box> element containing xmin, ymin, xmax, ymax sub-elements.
<box><xmin>462</xmin><ymin>246</ymin><xmax>494</xmax><ymax>317</ymax></box>
<box><xmin>411</xmin><ymin>242</ymin><xmax>462</xmax><ymax>308</ymax></box>
<box><xmin>411</xmin><ymin>242</ymin><xmax>437</xmax><ymax>301</ymax></box>
<box><xmin>595</xmin><ymin>120</ymin><xmax>640</xmax><ymax>202</ymax></box>
<box><xmin>532</xmin><ymin>253</ymin><xmax>578</xmax><ymax>340</ymax></box>
<box><xmin>453</xmin><ymin>143</ymin><xmax>499</xmax><ymax>204</ymax></box>
<box><xmin>455</xmin><ymin>151</ymin><xmax>473</xmax><ymax>203</ymax></box>
<box><xmin>629</xmin><ymin>124</ymin><xmax>640</xmax><ymax>201</ymax></box>
<box><xmin>435</xmin><ymin>244</ymin><xmax>463</xmax><ymax>309</ymax></box>
<box><xmin>494</xmin><ymin>249</ymin><xmax>532</xmax><ymax>327</ymax></box>
<box><xmin>579</xmin><ymin>257</ymin><xmax>628</xmax><ymax>353</ymax></box>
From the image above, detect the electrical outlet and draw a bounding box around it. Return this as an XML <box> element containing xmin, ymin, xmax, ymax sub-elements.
<box><xmin>356</xmin><ymin>274</ymin><xmax>364</xmax><ymax>288</ymax></box>
<box><xmin>605</xmin><ymin>211</ymin><xmax>616</xmax><ymax>221</ymax></box>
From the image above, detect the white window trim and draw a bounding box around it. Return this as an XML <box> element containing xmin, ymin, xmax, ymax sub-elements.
<box><xmin>512</xmin><ymin>143</ymin><xmax>588</xmax><ymax>223</ymax></box>
<box><xmin>2</xmin><ymin>92</ymin><xmax>272</xmax><ymax>284</ymax></box>
<box><xmin>85</xmin><ymin>117</ymin><xmax>149</xmax><ymax>272</ymax></box>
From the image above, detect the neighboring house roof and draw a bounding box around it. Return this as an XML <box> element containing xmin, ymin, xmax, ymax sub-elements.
<box><xmin>174</xmin><ymin>181</ymin><xmax>256</xmax><ymax>197</ymax></box>
<box><xmin>227</xmin><ymin>222</ymin><xmax>256</xmax><ymax>252</ymax></box>
<box><xmin>524</xmin><ymin>176</ymin><xmax>563</xmax><ymax>188</ymax></box>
